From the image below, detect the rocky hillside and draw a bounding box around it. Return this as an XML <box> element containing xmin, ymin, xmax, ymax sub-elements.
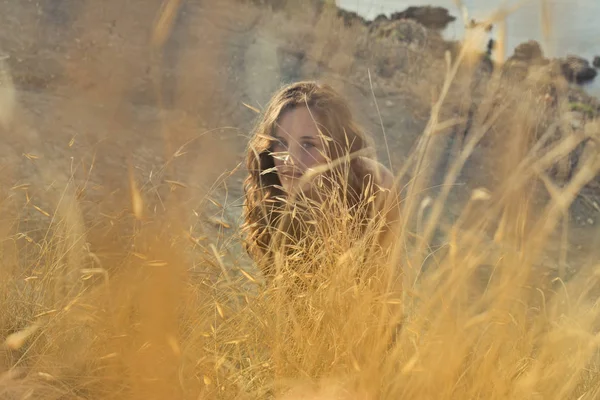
<box><xmin>1</xmin><ymin>0</ymin><xmax>599</xmax><ymax>266</ymax></box>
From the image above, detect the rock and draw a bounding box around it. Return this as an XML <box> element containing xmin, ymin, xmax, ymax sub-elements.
<box><xmin>371</xmin><ymin>19</ymin><xmax>428</xmax><ymax>48</ymax></box>
<box><xmin>390</xmin><ymin>6</ymin><xmax>456</xmax><ymax>30</ymax></box>
<box><xmin>369</xmin><ymin>19</ymin><xmax>427</xmax><ymax>78</ymax></box>
<box><xmin>372</xmin><ymin>14</ymin><xmax>389</xmax><ymax>25</ymax></box>
<box><xmin>504</xmin><ymin>41</ymin><xmax>550</xmax><ymax>81</ymax></box>
<box><xmin>502</xmin><ymin>59</ymin><xmax>530</xmax><ymax>82</ymax></box>
<box><xmin>594</xmin><ymin>56</ymin><xmax>600</xmax><ymax>69</ymax></box>
<box><xmin>511</xmin><ymin>40</ymin><xmax>544</xmax><ymax>63</ymax></box>
<box><xmin>567</xmin><ymin>87</ymin><xmax>600</xmax><ymax>112</ymax></box>
<box><xmin>366</xmin><ymin>14</ymin><xmax>390</xmax><ymax>32</ymax></box>
<box><xmin>531</xmin><ymin>59</ymin><xmax>564</xmax><ymax>78</ymax></box>
<box><xmin>564</xmin><ymin>111</ymin><xmax>584</xmax><ymax>130</ymax></box>
<box><xmin>337</xmin><ymin>8</ymin><xmax>367</xmax><ymax>27</ymax></box>
<box><xmin>560</xmin><ymin>55</ymin><xmax>598</xmax><ymax>84</ymax></box>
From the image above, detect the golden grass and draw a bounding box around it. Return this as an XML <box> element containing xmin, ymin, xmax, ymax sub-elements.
<box><xmin>1</xmin><ymin>0</ymin><xmax>600</xmax><ymax>399</ymax></box>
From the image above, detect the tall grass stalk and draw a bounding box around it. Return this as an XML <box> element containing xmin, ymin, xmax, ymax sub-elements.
<box><xmin>1</xmin><ymin>1</ymin><xmax>600</xmax><ymax>399</ymax></box>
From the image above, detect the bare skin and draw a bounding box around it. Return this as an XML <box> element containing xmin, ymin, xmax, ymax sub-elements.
<box><xmin>271</xmin><ymin>106</ymin><xmax>395</xmax><ymax>193</ymax></box>
<box><xmin>271</xmin><ymin>106</ymin><xmax>327</xmax><ymax>194</ymax></box>
<box><xmin>271</xmin><ymin>106</ymin><xmax>400</xmax><ymax>247</ymax></box>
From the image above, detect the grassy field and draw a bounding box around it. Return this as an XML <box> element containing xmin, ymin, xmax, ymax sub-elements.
<box><xmin>1</xmin><ymin>0</ymin><xmax>600</xmax><ymax>399</ymax></box>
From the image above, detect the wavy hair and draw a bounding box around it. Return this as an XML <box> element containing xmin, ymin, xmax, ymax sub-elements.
<box><xmin>241</xmin><ymin>81</ymin><xmax>380</xmax><ymax>274</ymax></box>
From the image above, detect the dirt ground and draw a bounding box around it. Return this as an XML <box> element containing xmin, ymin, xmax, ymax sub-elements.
<box><xmin>1</xmin><ymin>0</ymin><xmax>599</xmax><ymax>276</ymax></box>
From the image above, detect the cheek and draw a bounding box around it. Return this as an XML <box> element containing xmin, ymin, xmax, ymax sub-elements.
<box><xmin>302</xmin><ymin>149</ymin><xmax>327</xmax><ymax>169</ymax></box>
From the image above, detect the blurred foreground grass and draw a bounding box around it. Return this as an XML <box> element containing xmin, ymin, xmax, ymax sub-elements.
<box><xmin>1</xmin><ymin>1</ymin><xmax>600</xmax><ymax>399</ymax></box>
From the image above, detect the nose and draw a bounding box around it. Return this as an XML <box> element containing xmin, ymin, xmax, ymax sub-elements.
<box><xmin>288</xmin><ymin>144</ymin><xmax>309</xmax><ymax>168</ymax></box>
<box><xmin>275</xmin><ymin>145</ymin><xmax>305</xmax><ymax>169</ymax></box>
<box><xmin>284</xmin><ymin>150</ymin><xmax>300</xmax><ymax>168</ymax></box>
<box><xmin>273</xmin><ymin>151</ymin><xmax>292</xmax><ymax>164</ymax></box>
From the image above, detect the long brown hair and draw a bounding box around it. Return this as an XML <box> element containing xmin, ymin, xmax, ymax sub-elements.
<box><xmin>241</xmin><ymin>81</ymin><xmax>379</xmax><ymax>273</ymax></box>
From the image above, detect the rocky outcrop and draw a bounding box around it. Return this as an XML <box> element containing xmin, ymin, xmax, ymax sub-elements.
<box><xmin>372</xmin><ymin>14</ymin><xmax>389</xmax><ymax>26</ymax></box>
<box><xmin>502</xmin><ymin>41</ymin><xmax>547</xmax><ymax>82</ymax></box>
<box><xmin>560</xmin><ymin>55</ymin><xmax>597</xmax><ymax>84</ymax></box>
<box><xmin>389</xmin><ymin>6</ymin><xmax>456</xmax><ymax>30</ymax></box>
<box><xmin>365</xmin><ymin>19</ymin><xmax>430</xmax><ymax>78</ymax></box>
<box><xmin>362</xmin><ymin>6</ymin><xmax>457</xmax><ymax>32</ymax></box>
<box><xmin>337</xmin><ymin>8</ymin><xmax>367</xmax><ymax>27</ymax></box>
<box><xmin>503</xmin><ymin>41</ymin><xmax>598</xmax><ymax>85</ymax></box>
<box><xmin>511</xmin><ymin>40</ymin><xmax>545</xmax><ymax>63</ymax></box>
<box><xmin>370</xmin><ymin>18</ymin><xmax>428</xmax><ymax>48</ymax></box>
<box><xmin>332</xmin><ymin>4</ymin><xmax>459</xmax><ymax>33</ymax></box>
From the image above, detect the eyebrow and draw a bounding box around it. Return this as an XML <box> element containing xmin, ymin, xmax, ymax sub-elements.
<box><xmin>271</xmin><ymin>134</ymin><xmax>317</xmax><ymax>141</ymax></box>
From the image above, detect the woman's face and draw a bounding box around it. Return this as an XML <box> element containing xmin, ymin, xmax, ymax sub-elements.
<box><xmin>271</xmin><ymin>106</ymin><xmax>328</xmax><ymax>194</ymax></box>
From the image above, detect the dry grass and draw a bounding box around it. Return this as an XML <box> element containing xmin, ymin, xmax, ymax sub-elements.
<box><xmin>1</xmin><ymin>0</ymin><xmax>600</xmax><ymax>399</ymax></box>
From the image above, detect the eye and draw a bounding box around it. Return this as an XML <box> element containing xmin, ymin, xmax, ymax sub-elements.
<box><xmin>271</xmin><ymin>139</ymin><xmax>287</xmax><ymax>152</ymax></box>
<box><xmin>301</xmin><ymin>141</ymin><xmax>316</xmax><ymax>150</ymax></box>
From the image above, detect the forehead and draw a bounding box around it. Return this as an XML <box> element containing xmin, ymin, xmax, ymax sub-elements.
<box><xmin>274</xmin><ymin>106</ymin><xmax>322</xmax><ymax>139</ymax></box>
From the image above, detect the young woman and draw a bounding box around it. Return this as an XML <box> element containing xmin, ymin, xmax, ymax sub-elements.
<box><xmin>242</xmin><ymin>81</ymin><xmax>400</xmax><ymax>278</ymax></box>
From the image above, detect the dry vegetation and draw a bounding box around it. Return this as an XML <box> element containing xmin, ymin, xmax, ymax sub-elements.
<box><xmin>1</xmin><ymin>0</ymin><xmax>600</xmax><ymax>399</ymax></box>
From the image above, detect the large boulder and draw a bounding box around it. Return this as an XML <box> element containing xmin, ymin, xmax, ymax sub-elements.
<box><xmin>593</xmin><ymin>56</ymin><xmax>600</xmax><ymax>69</ymax></box>
<box><xmin>560</xmin><ymin>55</ymin><xmax>597</xmax><ymax>84</ymax></box>
<box><xmin>502</xmin><ymin>41</ymin><xmax>546</xmax><ymax>82</ymax></box>
<box><xmin>390</xmin><ymin>6</ymin><xmax>456</xmax><ymax>30</ymax></box>
<box><xmin>511</xmin><ymin>40</ymin><xmax>545</xmax><ymax>63</ymax></box>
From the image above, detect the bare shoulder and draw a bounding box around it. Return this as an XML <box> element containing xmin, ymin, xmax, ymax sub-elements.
<box><xmin>358</xmin><ymin>157</ymin><xmax>401</xmax><ymax>252</ymax></box>
<box><xmin>358</xmin><ymin>156</ymin><xmax>395</xmax><ymax>191</ymax></box>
